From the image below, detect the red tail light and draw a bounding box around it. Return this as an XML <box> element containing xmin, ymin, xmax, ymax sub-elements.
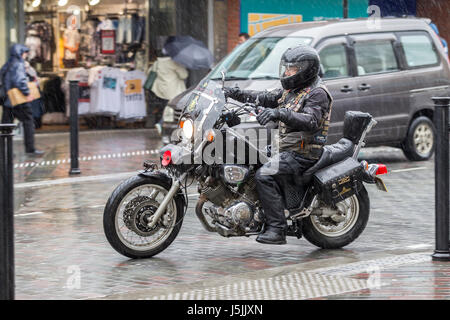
<box><xmin>376</xmin><ymin>164</ymin><xmax>388</xmax><ymax>175</ymax></box>
<box><xmin>161</xmin><ymin>150</ymin><xmax>172</xmax><ymax>167</ymax></box>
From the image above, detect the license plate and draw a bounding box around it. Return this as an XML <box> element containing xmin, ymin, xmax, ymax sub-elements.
<box><xmin>374</xmin><ymin>177</ymin><xmax>388</xmax><ymax>192</ymax></box>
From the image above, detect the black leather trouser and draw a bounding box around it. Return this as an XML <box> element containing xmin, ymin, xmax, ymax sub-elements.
<box><xmin>2</xmin><ymin>104</ymin><xmax>36</xmax><ymax>153</ymax></box>
<box><xmin>255</xmin><ymin>151</ymin><xmax>316</xmax><ymax>230</ymax></box>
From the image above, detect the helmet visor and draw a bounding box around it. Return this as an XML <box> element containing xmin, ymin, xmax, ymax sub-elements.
<box><xmin>279</xmin><ymin>60</ymin><xmax>311</xmax><ymax>79</ymax></box>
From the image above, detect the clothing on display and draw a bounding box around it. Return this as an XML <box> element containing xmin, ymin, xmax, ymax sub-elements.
<box><xmin>42</xmin><ymin>76</ymin><xmax>65</xmax><ymax>114</ymax></box>
<box><xmin>90</xmin><ymin>66</ymin><xmax>124</xmax><ymax>115</ymax></box>
<box><xmin>120</xmin><ymin>69</ymin><xmax>147</xmax><ymax>119</ymax></box>
<box><xmin>97</xmin><ymin>18</ymin><xmax>116</xmax><ymax>32</ymax></box>
<box><xmin>61</xmin><ymin>66</ymin><xmax>149</xmax><ymax>119</ymax></box>
<box><xmin>132</xmin><ymin>15</ymin><xmax>146</xmax><ymax>45</ymax></box>
<box><xmin>22</xmin><ymin>5</ymin><xmax>149</xmax><ymax>130</ymax></box>
<box><xmin>79</xmin><ymin>20</ymin><xmax>98</xmax><ymax>59</ymax></box>
<box><xmin>80</xmin><ymin>14</ymin><xmax>146</xmax><ymax>66</ymax></box>
<box><xmin>116</xmin><ymin>15</ymin><xmax>132</xmax><ymax>44</ymax></box>
<box><xmin>116</xmin><ymin>14</ymin><xmax>146</xmax><ymax>45</ymax></box>
<box><xmin>63</xmin><ymin>27</ymin><xmax>81</xmax><ymax>66</ymax></box>
<box><xmin>25</xmin><ymin>21</ymin><xmax>54</xmax><ymax>64</ymax></box>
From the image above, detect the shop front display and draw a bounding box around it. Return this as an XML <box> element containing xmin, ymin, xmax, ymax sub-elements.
<box><xmin>23</xmin><ymin>0</ymin><xmax>149</xmax><ymax>130</ymax></box>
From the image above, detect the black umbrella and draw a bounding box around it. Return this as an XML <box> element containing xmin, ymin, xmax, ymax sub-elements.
<box><xmin>163</xmin><ymin>36</ymin><xmax>214</xmax><ymax>70</ymax></box>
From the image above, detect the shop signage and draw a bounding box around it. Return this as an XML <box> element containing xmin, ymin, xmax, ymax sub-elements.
<box><xmin>101</xmin><ymin>30</ymin><xmax>116</xmax><ymax>54</ymax></box>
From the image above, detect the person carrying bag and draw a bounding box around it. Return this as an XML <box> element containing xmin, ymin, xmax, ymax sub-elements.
<box><xmin>0</xmin><ymin>44</ymin><xmax>43</xmax><ymax>156</ymax></box>
<box><xmin>145</xmin><ymin>47</ymin><xmax>188</xmax><ymax>134</ymax></box>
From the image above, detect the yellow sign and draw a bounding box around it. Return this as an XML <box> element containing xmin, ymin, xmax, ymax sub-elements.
<box><xmin>248</xmin><ymin>13</ymin><xmax>303</xmax><ymax>36</ymax></box>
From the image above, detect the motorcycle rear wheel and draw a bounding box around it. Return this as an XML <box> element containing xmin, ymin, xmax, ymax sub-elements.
<box><xmin>103</xmin><ymin>175</ymin><xmax>184</xmax><ymax>259</ymax></box>
<box><xmin>302</xmin><ymin>186</ymin><xmax>370</xmax><ymax>249</ymax></box>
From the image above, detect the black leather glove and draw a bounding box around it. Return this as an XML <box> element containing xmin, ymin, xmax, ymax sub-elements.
<box><xmin>223</xmin><ymin>86</ymin><xmax>240</xmax><ymax>99</ymax></box>
<box><xmin>256</xmin><ymin>108</ymin><xmax>280</xmax><ymax>125</ymax></box>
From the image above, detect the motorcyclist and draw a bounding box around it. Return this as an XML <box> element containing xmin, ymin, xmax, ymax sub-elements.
<box><xmin>224</xmin><ymin>44</ymin><xmax>333</xmax><ymax>245</ymax></box>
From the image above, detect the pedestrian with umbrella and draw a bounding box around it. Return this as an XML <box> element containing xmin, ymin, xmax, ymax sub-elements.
<box><xmin>145</xmin><ymin>38</ymin><xmax>189</xmax><ymax>134</ymax></box>
<box><xmin>163</xmin><ymin>35</ymin><xmax>214</xmax><ymax>70</ymax></box>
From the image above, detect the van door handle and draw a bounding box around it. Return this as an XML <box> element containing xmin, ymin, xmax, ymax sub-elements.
<box><xmin>340</xmin><ymin>85</ymin><xmax>353</xmax><ymax>92</ymax></box>
<box><xmin>358</xmin><ymin>83</ymin><xmax>371</xmax><ymax>91</ymax></box>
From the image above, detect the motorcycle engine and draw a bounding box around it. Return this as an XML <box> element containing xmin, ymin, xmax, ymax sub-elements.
<box><xmin>199</xmin><ymin>173</ymin><xmax>262</xmax><ymax>234</ymax></box>
<box><xmin>206</xmin><ymin>201</ymin><xmax>262</xmax><ymax>234</ymax></box>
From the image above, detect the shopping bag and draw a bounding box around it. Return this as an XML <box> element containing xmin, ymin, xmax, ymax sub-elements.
<box><xmin>144</xmin><ymin>62</ymin><xmax>158</xmax><ymax>91</ymax></box>
<box><xmin>7</xmin><ymin>82</ymin><xmax>41</xmax><ymax>107</ymax></box>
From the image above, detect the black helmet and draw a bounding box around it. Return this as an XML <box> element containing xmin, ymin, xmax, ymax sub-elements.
<box><xmin>279</xmin><ymin>45</ymin><xmax>320</xmax><ymax>90</ymax></box>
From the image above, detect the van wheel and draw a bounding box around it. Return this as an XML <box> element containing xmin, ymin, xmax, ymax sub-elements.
<box><xmin>402</xmin><ymin>116</ymin><xmax>435</xmax><ymax>161</ymax></box>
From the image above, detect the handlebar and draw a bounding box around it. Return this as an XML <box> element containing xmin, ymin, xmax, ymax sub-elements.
<box><xmin>224</xmin><ymin>102</ymin><xmax>262</xmax><ymax>117</ymax></box>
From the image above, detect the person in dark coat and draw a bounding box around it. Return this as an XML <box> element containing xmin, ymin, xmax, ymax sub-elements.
<box><xmin>1</xmin><ymin>44</ymin><xmax>44</xmax><ymax>156</ymax></box>
<box><xmin>224</xmin><ymin>45</ymin><xmax>333</xmax><ymax>245</ymax></box>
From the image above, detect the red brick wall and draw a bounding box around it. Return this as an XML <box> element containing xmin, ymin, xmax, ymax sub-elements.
<box><xmin>416</xmin><ymin>0</ymin><xmax>449</xmax><ymax>49</ymax></box>
<box><xmin>227</xmin><ymin>0</ymin><xmax>240</xmax><ymax>52</ymax></box>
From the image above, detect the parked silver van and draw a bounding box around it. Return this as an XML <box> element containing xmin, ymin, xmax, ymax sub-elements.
<box><xmin>161</xmin><ymin>18</ymin><xmax>450</xmax><ymax>161</ymax></box>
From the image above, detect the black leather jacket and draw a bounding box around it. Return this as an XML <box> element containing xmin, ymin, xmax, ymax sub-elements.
<box><xmin>227</xmin><ymin>79</ymin><xmax>333</xmax><ymax>158</ymax></box>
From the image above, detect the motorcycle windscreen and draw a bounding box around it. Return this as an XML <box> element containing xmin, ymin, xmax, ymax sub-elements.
<box><xmin>182</xmin><ymin>79</ymin><xmax>226</xmax><ymax>137</ymax></box>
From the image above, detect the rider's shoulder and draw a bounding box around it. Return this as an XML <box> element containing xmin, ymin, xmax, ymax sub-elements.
<box><xmin>308</xmin><ymin>86</ymin><xmax>328</xmax><ymax>98</ymax></box>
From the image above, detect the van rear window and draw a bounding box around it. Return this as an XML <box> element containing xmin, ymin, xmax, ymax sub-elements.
<box><xmin>400</xmin><ymin>34</ymin><xmax>439</xmax><ymax>67</ymax></box>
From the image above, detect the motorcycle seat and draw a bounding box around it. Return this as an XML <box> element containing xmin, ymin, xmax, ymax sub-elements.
<box><xmin>296</xmin><ymin>138</ymin><xmax>355</xmax><ymax>185</ymax></box>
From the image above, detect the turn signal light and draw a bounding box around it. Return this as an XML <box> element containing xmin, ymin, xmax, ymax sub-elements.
<box><xmin>206</xmin><ymin>129</ymin><xmax>215</xmax><ymax>142</ymax></box>
<box><xmin>179</xmin><ymin>120</ymin><xmax>185</xmax><ymax>129</ymax></box>
<box><xmin>161</xmin><ymin>150</ymin><xmax>172</xmax><ymax>167</ymax></box>
<box><xmin>376</xmin><ymin>164</ymin><xmax>388</xmax><ymax>175</ymax></box>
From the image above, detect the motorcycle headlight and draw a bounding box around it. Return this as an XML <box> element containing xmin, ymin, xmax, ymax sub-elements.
<box><xmin>180</xmin><ymin>118</ymin><xmax>194</xmax><ymax>140</ymax></box>
<box><xmin>163</xmin><ymin>106</ymin><xmax>175</xmax><ymax>122</ymax></box>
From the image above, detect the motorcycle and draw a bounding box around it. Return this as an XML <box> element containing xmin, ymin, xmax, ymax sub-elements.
<box><xmin>103</xmin><ymin>76</ymin><xmax>388</xmax><ymax>259</ymax></box>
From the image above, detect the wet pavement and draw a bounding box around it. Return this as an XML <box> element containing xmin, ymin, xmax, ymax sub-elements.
<box><xmin>13</xmin><ymin>128</ymin><xmax>162</xmax><ymax>184</ymax></box>
<box><xmin>10</xmin><ymin>129</ymin><xmax>450</xmax><ymax>300</ymax></box>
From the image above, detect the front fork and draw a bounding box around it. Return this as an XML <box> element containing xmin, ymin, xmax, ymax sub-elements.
<box><xmin>146</xmin><ymin>172</ymin><xmax>188</xmax><ymax>228</ymax></box>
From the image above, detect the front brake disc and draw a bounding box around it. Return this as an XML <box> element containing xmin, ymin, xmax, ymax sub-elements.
<box><xmin>123</xmin><ymin>196</ymin><xmax>162</xmax><ymax>237</ymax></box>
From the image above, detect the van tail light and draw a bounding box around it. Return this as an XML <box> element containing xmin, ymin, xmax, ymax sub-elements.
<box><xmin>161</xmin><ymin>150</ymin><xmax>172</xmax><ymax>166</ymax></box>
<box><xmin>375</xmin><ymin>164</ymin><xmax>388</xmax><ymax>175</ymax></box>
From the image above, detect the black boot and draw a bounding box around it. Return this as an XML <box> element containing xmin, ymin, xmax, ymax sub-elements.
<box><xmin>256</xmin><ymin>226</ymin><xmax>286</xmax><ymax>245</ymax></box>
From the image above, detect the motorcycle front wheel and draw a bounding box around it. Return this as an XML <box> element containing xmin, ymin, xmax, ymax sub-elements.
<box><xmin>103</xmin><ymin>175</ymin><xmax>184</xmax><ymax>259</ymax></box>
<box><xmin>302</xmin><ymin>185</ymin><xmax>370</xmax><ymax>249</ymax></box>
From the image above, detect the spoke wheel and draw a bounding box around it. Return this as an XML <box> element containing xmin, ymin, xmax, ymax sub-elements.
<box><xmin>116</xmin><ymin>184</ymin><xmax>177</xmax><ymax>251</ymax></box>
<box><xmin>103</xmin><ymin>175</ymin><xmax>184</xmax><ymax>259</ymax></box>
<box><xmin>302</xmin><ymin>186</ymin><xmax>370</xmax><ymax>249</ymax></box>
<box><xmin>309</xmin><ymin>195</ymin><xmax>360</xmax><ymax>238</ymax></box>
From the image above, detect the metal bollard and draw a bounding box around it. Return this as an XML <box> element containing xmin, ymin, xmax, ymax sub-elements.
<box><xmin>69</xmin><ymin>80</ymin><xmax>81</xmax><ymax>175</ymax></box>
<box><xmin>431</xmin><ymin>97</ymin><xmax>450</xmax><ymax>261</ymax></box>
<box><xmin>0</xmin><ymin>123</ymin><xmax>17</xmax><ymax>300</ymax></box>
